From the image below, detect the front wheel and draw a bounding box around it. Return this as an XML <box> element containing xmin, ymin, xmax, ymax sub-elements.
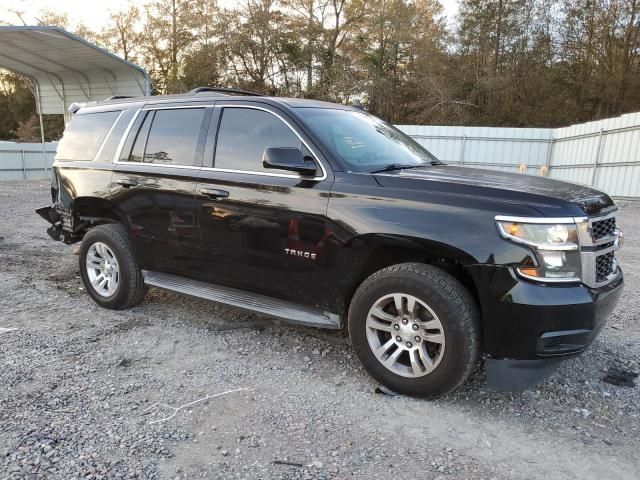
<box><xmin>348</xmin><ymin>263</ymin><xmax>480</xmax><ymax>398</ymax></box>
<box><xmin>79</xmin><ymin>224</ymin><xmax>147</xmax><ymax>310</ymax></box>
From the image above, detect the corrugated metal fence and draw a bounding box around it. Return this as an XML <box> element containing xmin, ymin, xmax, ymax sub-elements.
<box><xmin>398</xmin><ymin>111</ymin><xmax>640</xmax><ymax>199</ymax></box>
<box><xmin>0</xmin><ymin>142</ymin><xmax>57</xmax><ymax>180</ymax></box>
<box><xmin>1</xmin><ymin>112</ymin><xmax>638</xmax><ymax>198</ymax></box>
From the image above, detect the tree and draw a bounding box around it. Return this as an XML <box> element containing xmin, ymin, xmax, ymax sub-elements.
<box><xmin>347</xmin><ymin>0</ymin><xmax>447</xmax><ymax>122</ymax></box>
<box><xmin>141</xmin><ymin>0</ymin><xmax>197</xmax><ymax>93</ymax></box>
<box><xmin>35</xmin><ymin>10</ymin><xmax>70</xmax><ymax>29</ymax></box>
<box><xmin>2</xmin><ymin>0</ymin><xmax>640</xmax><ymax>139</ymax></box>
<box><xmin>102</xmin><ymin>5</ymin><xmax>142</xmax><ymax>62</ymax></box>
<box><xmin>560</xmin><ymin>0</ymin><xmax>640</xmax><ymax>119</ymax></box>
<box><xmin>220</xmin><ymin>0</ymin><xmax>286</xmax><ymax>92</ymax></box>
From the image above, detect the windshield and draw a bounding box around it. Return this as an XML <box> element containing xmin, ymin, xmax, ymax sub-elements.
<box><xmin>295</xmin><ymin>107</ymin><xmax>438</xmax><ymax>172</ymax></box>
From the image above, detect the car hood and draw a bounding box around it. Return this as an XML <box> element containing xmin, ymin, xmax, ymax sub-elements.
<box><xmin>374</xmin><ymin>165</ymin><xmax>615</xmax><ymax>217</ymax></box>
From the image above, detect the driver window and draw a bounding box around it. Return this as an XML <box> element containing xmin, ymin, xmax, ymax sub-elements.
<box><xmin>215</xmin><ymin>107</ymin><xmax>309</xmax><ymax>173</ymax></box>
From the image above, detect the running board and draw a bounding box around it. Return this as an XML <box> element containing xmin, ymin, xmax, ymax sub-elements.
<box><xmin>142</xmin><ymin>270</ymin><xmax>341</xmax><ymax>329</ymax></box>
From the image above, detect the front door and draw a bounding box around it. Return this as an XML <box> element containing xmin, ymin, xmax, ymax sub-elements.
<box><xmin>111</xmin><ymin>105</ymin><xmax>211</xmax><ymax>274</ymax></box>
<box><xmin>194</xmin><ymin>103</ymin><xmax>333</xmax><ymax>308</ymax></box>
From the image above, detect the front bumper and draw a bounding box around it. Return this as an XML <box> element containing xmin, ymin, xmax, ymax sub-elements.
<box><xmin>468</xmin><ymin>265</ymin><xmax>624</xmax><ymax>390</ymax></box>
<box><xmin>485</xmin><ymin>358</ymin><xmax>564</xmax><ymax>391</ymax></box>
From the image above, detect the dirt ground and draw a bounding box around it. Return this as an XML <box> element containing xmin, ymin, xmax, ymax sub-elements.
<box><xmin>1</xmin><ymin>180</ymin><xmax>639</xmax><ymax>480</ymax></box>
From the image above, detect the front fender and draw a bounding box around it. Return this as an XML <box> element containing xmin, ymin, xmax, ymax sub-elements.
<box><xmin>322</xmin><ymin>172</ymin><xmax>540</xmax><ymax>314</ymax></box>
<box><xmin>326</xmin><ymin>174</ymin><xmax>536</xmax><ymax>267</ymax></box>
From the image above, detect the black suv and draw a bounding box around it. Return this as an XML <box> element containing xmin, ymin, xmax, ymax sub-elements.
<box><xmin>38</xmin><ymin>88</ymin><xmax>624</xmax><ymax>397</ymax></box>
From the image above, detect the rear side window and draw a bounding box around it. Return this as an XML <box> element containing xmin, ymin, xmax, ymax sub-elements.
<box><xmin>145</xmin><ymin>109</ymin><xmax>204</xmax><ymax>165</ymax></box>
<box><xmin>55</xmin><ymin>111</ymin><xmax>120</xmax><ymax>161</ymax></box>
<box><xmin>214</xmin><ymin>108</ymin><xmax>302</xmax><ymax>172</ymax></box>
<box><xmin>123</xmin><ymin>108</ymin><xmax>205</xmax><ymax>166</ymax></box>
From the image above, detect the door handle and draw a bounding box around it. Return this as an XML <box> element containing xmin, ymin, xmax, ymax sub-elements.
<box><xmin>116</xmin><ymin>178</ymin><xmax>138</xmax><ymax>188</ymax></box>
<box><xmin>200</xmin><ymin>188</ymin><xmax>229</xmax><ymax>200</ymax></box>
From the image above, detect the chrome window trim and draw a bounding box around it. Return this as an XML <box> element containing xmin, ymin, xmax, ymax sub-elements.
<box><xmin>112</xmin><ymin>107</ymin><xmax>143</xmax><ymax>163</ymax></box>
<box><xmin>141</xmin><ymin>105</ymin><xmax>210</xmax><ymax>111</ymax></box>
<box><xmin>92</xmin><ymin>110</ymin><xmax>125</xmax><ymax>162</ymax></box>
<box><xmin>113</xmin><ymin>105</ymin><xmax>210</xmax><ymax>167</ymax></box>
<box><xmin>209</xmin><ymin>104</ymin><xmax>328</xmax><ymax>181</ymax></box>
<box><xmin>116</xmin><ymin>163</ymin><xmax>202</xmax><ymax>171</ymax></box>
<box><xmin>200</xmin><ymin>166</ymin><xmax>319</xmax><ymax>180</ymax></box>
<box><xmin>112</xmin><ymin>104</ymin><xmax>329</xmax><ymax>181</ymax></box>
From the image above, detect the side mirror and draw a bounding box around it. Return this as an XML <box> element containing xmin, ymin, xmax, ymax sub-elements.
<box><xmin>262</xmin><ymin>147</ymin><xmax>317</xmax><ymax>176</ymax></box>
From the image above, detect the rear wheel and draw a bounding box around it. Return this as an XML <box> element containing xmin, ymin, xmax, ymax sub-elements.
<box><xmin>348</xmin><ymin>263</ymin><xmax>480</xmax><ymax>398</ymax></box>
<box><xmin>79</xmin><ymin>224</ymin><xmax>147</xmax><ymax>310</ymax></box>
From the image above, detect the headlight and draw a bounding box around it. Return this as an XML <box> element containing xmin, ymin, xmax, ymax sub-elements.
<box><xmin>496</xmin><ymin>218</ymin><xmax>581</xmax><ymax>282</ymax></box>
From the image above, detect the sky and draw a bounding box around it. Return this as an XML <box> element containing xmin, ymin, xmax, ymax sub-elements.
<box><xmin>1</xmin><ymin>0</ymin><xmax>460</xmax><ymax>31</ymax></box>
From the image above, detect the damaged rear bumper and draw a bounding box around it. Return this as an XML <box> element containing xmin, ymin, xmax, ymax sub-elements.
<box><xmin>36</xmin><ymin>205</ymin><xmax>75</xmax><ymax>243</ymax></box>
<box><xmin>36</xmin><ymin>206</ymin><xmax>62</xmax><ymax>241</ymax></box>
<box><xmin>36</xmin><ymin>205</ymin><xmax>56</xmax><ymax>224</ymax></box>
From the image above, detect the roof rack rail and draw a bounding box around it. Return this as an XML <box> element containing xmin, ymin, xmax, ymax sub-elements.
<box><xmin>106</xmin><ymin>95</ymin><xmax>133</xmax><ymax>100</ymax></box>
<box><xmin>188</xmin><ymin>87</ymin><xmax>263</xmax><ymax>97</ymax></box>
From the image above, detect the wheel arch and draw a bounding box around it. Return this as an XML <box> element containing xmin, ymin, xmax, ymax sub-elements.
<box><xmin>70</xmin><ymin>196</ymin><xmax>131</xmax><ymax>238</ymax></box>
<box><xmin>341</xmin><ymin>233</ymin><xmax>482</xmax><ymax>321</ymax></box>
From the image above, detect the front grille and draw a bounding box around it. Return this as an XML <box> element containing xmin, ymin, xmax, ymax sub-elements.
<box><xmin>579</xmin><ymin>213</ymin><xmax>620</xmax><ymax>288</ymax></box>
<box><xmin>596</xmin><ymin>251</ymin><xmax>615</xmax><ymax>283</ymax></box>
<box><xmin>592</xmin><ymin>217</ymin><xmax>616</xmax><ymax>240</ymax></box>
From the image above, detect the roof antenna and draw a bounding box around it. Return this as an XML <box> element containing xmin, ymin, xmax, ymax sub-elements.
<box><xmin>351</xmin><ymin>100</ymin><xmax>364</xmax><ymax>110</ymax></box>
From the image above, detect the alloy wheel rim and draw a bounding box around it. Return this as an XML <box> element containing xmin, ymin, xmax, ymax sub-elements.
<box><xmin>85</xmin><ymin>242</ymin><xmax>120</xmax><ymax>298</ymax></box>
<box><xmin>366</xmin><ymin>293</ymin><xmax>446</xmax><ymax>378</ymax></box>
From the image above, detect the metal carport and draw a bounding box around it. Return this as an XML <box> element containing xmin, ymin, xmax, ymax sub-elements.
<box><xmin>0</xmin><ymin>25</ymin><xmax>151</xmax><ymax>172</ymax></box>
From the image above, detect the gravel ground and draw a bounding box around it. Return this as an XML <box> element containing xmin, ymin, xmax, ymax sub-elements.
<box><xmin>1</xmin><ymin>180</ymin><xmax>639</xmax><ymax>480</ymax></box>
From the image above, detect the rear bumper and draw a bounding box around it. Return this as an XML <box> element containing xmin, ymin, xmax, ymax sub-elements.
<box><xmin>36</xmin><ymin>206</ymin><xmax>63</xmax><ymax>241</ymax></box>
<box><xmin>468</xmin><ymin>265</ymin><xmax>623</xmax><ymax>389</ymax></box>
<box><xmin>37</xmin><ymin>204</ymin><xmax>79</xmax><ymax>243</ymax></box>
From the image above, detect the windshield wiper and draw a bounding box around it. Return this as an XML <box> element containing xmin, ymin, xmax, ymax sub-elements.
<box><xmin>371</xmin><ymin>163</ymin><xmax>434</xmax><ymax>174</ymax></box>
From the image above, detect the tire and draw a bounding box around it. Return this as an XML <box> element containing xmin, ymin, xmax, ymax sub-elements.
<box><xmin>79</xmin><ymin>223</ymin><xmax>147</xmax><ymax>310</ymax></box>
<box><xmin>348</xmin><ymin>263</ymin><xmax>480</xmax><ymax>398</ymax></box>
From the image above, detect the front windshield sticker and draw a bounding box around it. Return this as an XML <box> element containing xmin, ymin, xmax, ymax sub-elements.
<box><xmin>343</xmin><ymin>136</ymin><xmax>366</xmax><ymax>149</ymax></box>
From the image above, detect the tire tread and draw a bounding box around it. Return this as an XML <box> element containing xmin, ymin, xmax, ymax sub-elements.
<box><xmin>348</xmin><ymin>262</ymin><xmax>480</xmax><ymax>396</ymax></box>
<box><xmin>80</xmin><ymin>224</ymin><xmax>146</xmax><ymax>310</ymax></box>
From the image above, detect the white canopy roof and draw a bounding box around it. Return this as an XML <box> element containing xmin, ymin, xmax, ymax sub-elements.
<box><xmin>0</xmin><ymin>26</ymin><xmax>150</xmax><ymax>115</ymax></box>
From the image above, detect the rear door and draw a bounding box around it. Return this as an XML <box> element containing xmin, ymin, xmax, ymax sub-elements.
<box><xmin>194</xmin><ymin>102</ymin><xmax>334</xmax><ymax>308</ymax></box>
<box><xmin>111</xmin><ymin>105</ymin><xmax>212</xmax><ymax>274</ymax></box>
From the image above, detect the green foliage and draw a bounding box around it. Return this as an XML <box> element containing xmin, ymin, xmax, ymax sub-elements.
<box><xmin>0</xmin><ymin>74</ymin><xmax>36</xmax><ymax>141</ymax></box>
<box><xmin>1</xmin><ymin>0</ymin><xmax>639</xmax><ymax>140</ymax></box>
<box><xmin>0</xmin><ymin>74</ymin><xmax>65</xmax><ymax>141</ymax></box>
